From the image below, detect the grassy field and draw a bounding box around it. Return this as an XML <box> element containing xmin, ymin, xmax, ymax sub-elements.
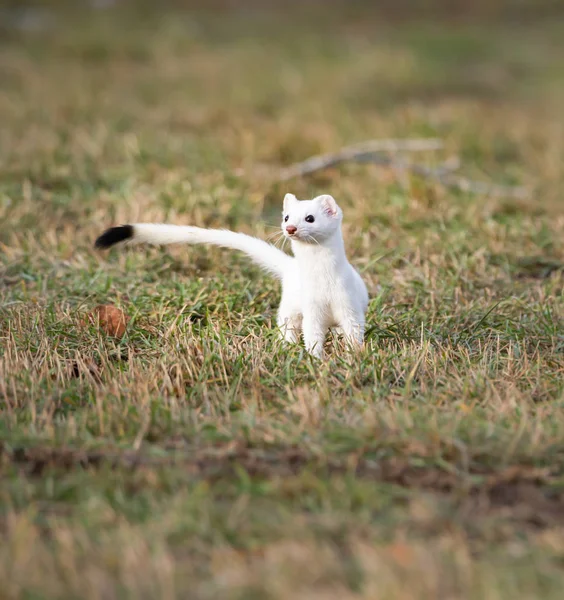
<box><xmin>2</xmin><ymin>1</ymin><xmax>564</xmax><ymax>598</ymax></box>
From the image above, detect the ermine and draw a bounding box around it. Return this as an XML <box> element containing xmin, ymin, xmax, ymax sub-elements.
<box><xmin>95</xmin><ymin>193</ymin><xmax>369</xmax><ymax>359</ymax></box>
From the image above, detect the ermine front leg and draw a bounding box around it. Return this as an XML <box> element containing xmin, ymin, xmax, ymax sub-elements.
<box><xmin>302</xmin><ymin>310</ymin><xmax>328</xmax><ymax>359</ymax></box>
<box><xmin>277</xmin><ymin>309</ymin><xmax>302</xmax><ymax>344</ymax></box>
<box><xmin>277</xmin><ymin>287</ymin><xmax>302</xmax><ymax>343</ymax></box>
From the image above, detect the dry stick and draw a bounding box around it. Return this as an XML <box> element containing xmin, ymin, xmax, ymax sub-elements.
<box><xmin>357</xmin><ymin>153</ymin><xmax>530</xmax><ymax>199</ymax></box>
<box><xmin>278</xmin><ymin>138</ymin><xmax>444</xmax><ymax>181</ymax></box>
<box><xmin>278</xmin><ymin>139</ymin><xmax>529</xmax><ymax>199</ymax></box>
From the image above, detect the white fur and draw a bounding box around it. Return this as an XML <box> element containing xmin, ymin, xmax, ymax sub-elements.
<box><xmin>277</xmin><ymin>193</ymin><xmax>369</xmax><ymax>358</ymax></box>
<box><xmin>108</xmin><ymin>194</ymin><xmax>369</xmax><ymax>359</ymax></box>
<box><xmin>131</xmin><ymin>224</ymin><xmax>292</xmax><ymax>279</ymax></box>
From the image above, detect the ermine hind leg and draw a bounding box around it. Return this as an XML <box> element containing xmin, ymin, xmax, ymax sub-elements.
<box><xmin>337</xmin><ymin>313</ymin><xmax>365</xmax><ymax>350</ymax></box>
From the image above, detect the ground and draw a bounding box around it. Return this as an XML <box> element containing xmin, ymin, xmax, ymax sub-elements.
<box><xmin>2</xmin><ymin>1</ymin><xmax>564</xmax><ymax>598</ymax></box>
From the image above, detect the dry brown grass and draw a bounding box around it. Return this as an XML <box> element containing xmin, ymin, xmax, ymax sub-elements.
<box><xmin>2</xmin><ymin>1</ymin><xmax>564</xmax><ymax>598</ymax></box>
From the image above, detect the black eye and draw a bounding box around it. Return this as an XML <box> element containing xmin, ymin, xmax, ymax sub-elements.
<box><xmin>284</xmin><ymin>215</ymin><xmax>289</xmax><ymax>222</ymax></box>
<box><xmin>305</xmin><ymin>215</ymin><xmax>315</xmax><ymax>223</ymax></box>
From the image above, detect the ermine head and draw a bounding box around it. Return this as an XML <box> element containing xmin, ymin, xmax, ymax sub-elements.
<box><xmin>281</xmin><ymin>193</ymin><xmax>342</xmax><ymax>243</ymax></box>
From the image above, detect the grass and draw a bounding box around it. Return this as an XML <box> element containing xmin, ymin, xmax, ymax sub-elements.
<box><xmin>2</xmin><ymin>1</ymin><xmax>564</xmax><ymax>598</ymax></box>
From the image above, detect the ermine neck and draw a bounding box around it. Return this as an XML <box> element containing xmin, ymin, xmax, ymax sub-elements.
<box><xmin>291</xmin><ymin>230</ymin><xmax>347</xmax><ymax>266</ymax></box>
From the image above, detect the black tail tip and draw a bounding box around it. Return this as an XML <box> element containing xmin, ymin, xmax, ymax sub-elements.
<box><xmin>95</xmin><ymin>225</ymin><xmax>134</xmax><ymax>249</ymax></box>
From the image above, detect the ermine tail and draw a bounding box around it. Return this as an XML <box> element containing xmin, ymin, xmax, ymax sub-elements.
<box><xmin>95</xmin><ymin>224</ymin><xmax>292</xmax><ymax>279</ymax></box>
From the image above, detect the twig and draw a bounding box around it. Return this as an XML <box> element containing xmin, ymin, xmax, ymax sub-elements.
<box><xmin>278</xmin><ymin>138</ymin><xmax>444</xmax><ymax>181</ymax></box>
<box><xmin>278</xmin><ymin>138</ymin><xmax>529</xmax><ymax>199</ymax></box>
<box><xmin>364</xmin><ymin>155</ymin><xmax>528</xmax><ymax>199</ymax></box>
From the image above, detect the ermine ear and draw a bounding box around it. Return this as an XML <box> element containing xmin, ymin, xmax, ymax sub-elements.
<box><xmin>283</xmin><ymin>193</ymin><xmax>297</xmax><ymax>212</ymax></box>
<box><xmin>317</xmin><ymin>194</ymin><xmax>339</xmax><ymax>217</ymax></box>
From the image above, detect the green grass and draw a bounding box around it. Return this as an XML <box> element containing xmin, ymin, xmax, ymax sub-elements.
<box><xmin>2</xmin><ymin>1</ymin><xmax>564</xmax><ymax>598</ymax></box>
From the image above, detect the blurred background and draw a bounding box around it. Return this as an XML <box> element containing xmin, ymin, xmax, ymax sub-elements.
<box><xmin>1</xmin><ymin>0</ymin><xmax>563</xmax><ymax>217</ymax></box>
<box><xmin>3</xmin><ymin>3</ymin><xmax>564</xmax><ymax>598</ymax></box>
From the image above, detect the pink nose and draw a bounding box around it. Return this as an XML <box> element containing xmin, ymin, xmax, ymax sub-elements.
<box><xmin>286</xmin><ymin>225</ymin><xmax>297</xmax><ymax>235</ymax></box>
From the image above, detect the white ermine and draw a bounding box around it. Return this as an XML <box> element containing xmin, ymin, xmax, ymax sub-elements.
<box><xmin>95</xmin><ymin>193</ymin><xmax>369</xmax><ymax>359</ymax></box>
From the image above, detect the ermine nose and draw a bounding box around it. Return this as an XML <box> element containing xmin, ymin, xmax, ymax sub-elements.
<box><xmin>286</xmin><ymin>225</ymin><xmax>297</xmax><ymax>235</ymax></box>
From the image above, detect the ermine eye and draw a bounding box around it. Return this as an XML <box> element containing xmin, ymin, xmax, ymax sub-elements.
<box><xmin>305</xmin><ymin>215</ymin><xmax>315</xmax><ymax>223</ymax></box>
<box><xmin>284</xmin><ymin>215</ymin><xmax>289</xmax><ymax>222</ymax></box>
